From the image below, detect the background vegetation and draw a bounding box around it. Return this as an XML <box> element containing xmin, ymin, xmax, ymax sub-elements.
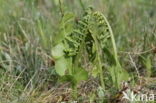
<box><xmin>0</xmin><ymin>0</ymin><xmax>156</xmax><ymax>103</ymax></box>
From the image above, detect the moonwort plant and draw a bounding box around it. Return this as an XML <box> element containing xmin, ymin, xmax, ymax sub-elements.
<box><xmin>52</xmin><ymin>7</ymin><xmax>129</xmax><ymax>98</ymax></box>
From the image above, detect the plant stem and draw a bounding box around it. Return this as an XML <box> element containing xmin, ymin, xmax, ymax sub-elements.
<box><xmin>102</xmin><ymin>15</ymin><xmax>119</xmax><ymax>65</ymax></box>
<box><xmin>103</xmin><ymin>15</ymin><xmax>129</xmax><ymax>89</ymax></box>
<box><xmin>71</xmin><ymin>38</ymin><xmax>86</xmax><ymax>99</ymax></box>
<box><xmin>59</xmin><ymin>0</ymin><xmax>64</xmax><ymax>17</ymax></box>
<box><xmin>97</xmin><ymin>45</ymin><xmax>105</xmax><ymax>89</ymax></box>
<box><xmin>93</xmin><ymin>36</ymin><xmax>105</xmax><ymax>89</ymax></box>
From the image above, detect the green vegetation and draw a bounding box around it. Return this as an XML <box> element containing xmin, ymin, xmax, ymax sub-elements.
<box><xmin>0</xmin><ymin>0</ymin><xmax>156</xmax><ymax>103</ymax></box>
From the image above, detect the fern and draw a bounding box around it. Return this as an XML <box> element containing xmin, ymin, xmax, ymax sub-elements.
<box><xmin>52</xmin><ymin>8</ymin><xmax>129</xmax><ymax>97</ymax></box>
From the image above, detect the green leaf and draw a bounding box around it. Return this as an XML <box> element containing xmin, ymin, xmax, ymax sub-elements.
<box><xmin>59</xmin><ymin>68</ymin><xmax>88</xmax><ymax>87</ymax></box>
<box><xmin>53</xmin><ymin>30</ymin><xmax>65</xmax><ymax>45</ymax></box>
<box><xmin>55</xmin><ymin>57</ymin><xmax>67</xmax><ymax>76</ymax></box>
<box><xmin>51</xmin><ymin>43</ymin><xmax>64</xmax><ymax>59</ymax></box>
<box><xmin>53</xmin><ymin>13</ymin><xmax>75</xmax><ymax>44</ymax></box>
<box><xmin>61</xmin><ymin>12</ymin><xmax>75</xmax><ymax>36</ymax></box>
<box><xmin>59</xmin><ymin>75</ymin><xmax>77</xmax><ymax>87</ymax></box>
<box><xmin>62</xmin><ymin>12</ymin><xmax>75</xmax><ymax>24</ymax></box>
<box><xmin>59</xmin><ymin>75</ymin><xmax>74</xmax><ymax>82</ymax></box>
<box><xmin>109</xmin><ymin>65</ymin><xmax>129</xmax><ymax>89</ymax></box>
<box><xmin>74</xmin><ymin>68</ymin><xmax>88</xmax><ymax>83</ymax></box>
